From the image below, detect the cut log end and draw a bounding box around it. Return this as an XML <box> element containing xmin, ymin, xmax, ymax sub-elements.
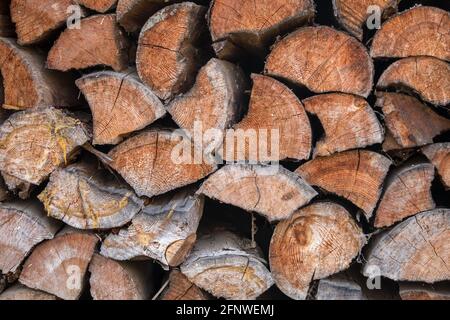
<box><xmin>0</xmin><ymin>284</ymin><xmax>58</xmax><ymax>300</ymax></box>
<box><xmin>76</xmin><ymin>0</ymin><xmax>118</xmax><ymax>12</ymax></box>
<box><xmin>422</xmin><ymin>143</ymin><xmax>450</xmax><ymax>189</ymax></box>
<box><xmin>160</xmin><ymin>270</ymin><xmax>208</xmax><ymax>300</ymax></box>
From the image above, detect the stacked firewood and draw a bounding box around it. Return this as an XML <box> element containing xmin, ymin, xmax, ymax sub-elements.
<box><xmin>0</xmin><ymin>0</ymin><xmax>449</xmax><ymax>300</ymax></box>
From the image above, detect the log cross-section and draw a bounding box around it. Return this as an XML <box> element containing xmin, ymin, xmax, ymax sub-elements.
<box><xmin>422</xmin><ymin>143</ymin><xmax>450</xmax><ymax>189</ymax></box>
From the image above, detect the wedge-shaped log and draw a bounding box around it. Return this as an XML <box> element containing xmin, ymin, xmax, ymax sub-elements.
<box><xmin>76</xmin><ymin>0</ymin><xmax>117</xmax><ymax>12</ymax></box>
<box><xmin>0</xmin><ymin>38</ymin><xmax>78</xmax><ymax>110</ymax></box>
<box><xmin>0</xmin><ymin>284</ymin><xmax>57</xmax><ymax>300</ymax></box>
<box><xmin>399</xmin><ymin>283</ymin><xmax>450</xmax><ymax>300</ymax></box>
<box><xmin>160</xmin><ymin>270</ymin><xmax>208</xmax><ymax>300</ymax></box>
<box><xmin>199</xmin><ymin>164</ymin><xmax>317</xmax><ymax>222</ymax></box>
<box><xmin>269</xmin><ymin>202</ymin><xmax>366</xmax><ymax>300</ymax></box>
<box><xmin>371</xmin><ymin>6</ymin><xmax>450</xmax><ymax>61</ymax></box>
<box><xmin>363</xmin><ymin>209</ymin><xmax>450</xmax><ymax>283</ymax></box>
<box><xmin>89</xmin><ymin>254</ymin><xmax>154</xmax><ymax>300</ymax></box>
<box><xmin>0</xmin><ymin>107</ymin><xmax>90</xmax><ymax>198</ymax></box>
<box><xmin>303</xmin><ymin>93</ymin><xmax>383</xmax><ymax>157</ymax></box>
<box><xmin>221</xmin><ymin>74</ymin><xmax>311</xmax><ymax>161</ymax></box>
<box><xmin>101</xmin><ymin>188</ymin><xmax>203</xmax><ymax>268</ymax></box>
<box><xmin>76</xmin><ymin>70</ymin><xmax>165</xmax><ymax>145</ymax></box>
<box><xmin>377</xmin><ymin>92</ymin><xmax>450</xmax><ymax>148</ymax></box>
<box><xmin>265</xmin><ymin>26</ymin><xmax>373</xmax><ymax>98</ymax></box>
<box><xmin>208</xmin><ymin>0</ymin><xmax>315</xmax><ymax>57</ymax></box>
<box><xmin>296</xmin><ymin>150</ymin><xmax>392</xmax><ymax>219</ymax></box>
<box><xmin>47</xmin><ymin>14</ymin><xmax>129</xmax><ymax>71</ymax></box>
<box><xmin>374</xmin><ymin>162</ymin><xmax>435</xmax><ymax>228</ymax></box>
<box><xmin>108</xmin><ymin>129</ymin><xmax>216</xmax><ymax>198</ymax></box>
<box><xmin>38</xmin><ymin>161</ymin><xmax>143</xmax><ymax>229</ymax></box>
<box><xmin>332</xmin><ymin>0</ymin><xmax>398</xmax><ymax>41</ymax></box>
<box><xmin>19</xmin><ymin>228</ymin><xmax>99</xmax><ymax>300</ymax></box>
<box><xmin>422</xmin><ymin>143</ymin><xmax>450</xmax><ymax>189</ymax></box>
<box><xmin>167</xmin><ymin>58</ymin><xmax>246</xmax><ymax>150</ymax></box>
<box><xmin>0</xmin><ymin>200</ymin><xmax>61</xmax><ymax>274</ymax></box>
<box><xmin>137</xmin><ymin>2</ymin><xmax>206</xmax><ymax>100</ymax></box>
<box><xmin>181</xmin><ymin>230</ymin><xmax>274</xmax><ymax>300</ymax></box>
<box><xmin>377</xmin><ymin>56</ymin><xmax>450</xmax><ymax>106</ymax></box>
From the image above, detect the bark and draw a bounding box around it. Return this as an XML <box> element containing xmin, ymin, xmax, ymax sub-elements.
<box><xmin>0</xmin><ymin>284</ymin><xmax>58</xmax><ymax>300</ymax></box>
<box><xmin>76</xmin><ymin>0</ymin><xmax>118</xmax><ymax>12</ymax></box>
<box><xmin>160</xmin><ymin>270</ymin><xmax>208</xmax><ymax>300</ymax></box>
<box><xmin>422</xmin><ymin>143</ymin><xmax>450</xmax><ymax>189</ymax></box>
<box><xmin>316</xmin><ymin>274</ymin><xmax>366</xmax><ymax>300</ymax></box>
<box><xmin>399</xmin><ymin>282</ymin><xmax>450</xmax><ymax>300</ymax></box>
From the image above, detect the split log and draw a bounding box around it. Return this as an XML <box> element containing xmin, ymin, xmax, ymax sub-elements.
<box><xmin>38</xmin><ymin>161</ymin><xmax>143</xmax><ymax>230</ymax></box>
<box><xmin>374</xmin><ymin>162</ymin><xmax>435</xmax><ymax>228</ymax></box>
<box><xmin>399</xmin><ymin>283</ymin><xmax>450</xmax><ymax>300</ymax></box>
<box><xmin>316</xmin><ymin>274</ymin><xmax>365</xmax><ymax>300</ymax></box>
<box><xmin>422</xmin><ymin>143</ymin><xmax>450</xmax><ymax>189</ymax></box>
<box><xmin>19</xmin><ymin>228</ymin><xmax>99</xmax><ymax>300</ymax></box>
<box><xmin>116</xmin><ymin>0</ymin><xmax>177</xmax><ymax>32</ymax></box>
<box><xmin>382</xmin><ymin>129</ymin><xmax>403</xmax><ymax>152</ymax></box>
<box><xmin>198</xmin><ymin>164</ymin><xmax>317</xmax><ymax>222</ymax></box>
<box><xmin>180</xmin><ymin>230</ymin><xmax>274</xmax><ymax>300</ymax></box>
<box><xmin>208</xmin><ymin>0</ymin><xmax>315</xmax><ymax>57</ymax></box>
<box><xmin>303</xmin><ymin>93</ymin><xmax>384</xmax><ymax>157</ymax></box>
<box><xmin>108</xmin><ymin>129</ymin><xmax>216</xmax><ymax>198</ymax></box>
<box><xmin>265</xmin><ymin>26</ymin><xmax>373</xmax><ymax>98</ymax></box>
<box><xmin>101</xmin><ymin>188</ymin><xmax>203</xmax><ymax>268</ymax></box>
<box><xmin>377</xmin><ymin>56</ymin><xmax>450</xmax><ymax>107</ymax></box>
<box><xmin>167</xmin><ymin>58</ymin><xmax>246</xmax><ymax>150</ymax></box>
<box><xmin>0</xmin><ymin>200</ymin><xmax>61</xmax><ymax>274</ymax></box>
<box><xmin>0</xmin><ymin>38</ymin><xmax>78</xmax><ymax>110</ymax></box>
<box><xmin>0</xmin><ymin>107</ymin><xmax>90</xmax><ymax>198</ymax></box>
<box><xmin>89</xmin><ymin>254</ymin><xmax>154</xmax><ymax>300</ymax></box>
<box><xmin>47</xmin><ymin>14</ymin><xmax>130</xmax><ymax>71</ymax></box>
<box><xmin>76</xmin><ymin>69</ymin><xmax>166</xmax><ymax>145</ymax></box>
<box><xmin>76</xmin><ymin>0</ymin><xmax>117</xmax><ymax>12</ymax></box>
<box><xmin>0</xmin><ymin>284</ymin><xmax>58</xmax><ymax>300</ymax></box>
<box><xmin>269</xmin><ymin>202</ymin><xmax>366</xmax><ymax>300</ymax></box>
<box><xmin>296</xmin><ymin>150</ymin><xmax>392</xmax><ymax>219</ymax></box>
<box><xmin>0</xmin><ymin>1</ymin><xmax>14</xmax><ymax>37</ymax></box>
<box><xmin>363</xmin><ymin>209</ymin><xmax>450</xmax><ymax>283</ymax></box>
<box><xmin>10</xmin><ymin>0</ymin><xmax>84</xmax><ymax>45</ymax></box>
<box><xmin>220</xmin><ymin>74</ymin><xmax>312</xmax><ymax>162</ymax></box>
<box><xmin>371</xmin><ymin>6</ymin><xmax>450</xmax><ymax>61</ymax></box>
<box><xmin>160</xmin><ymin>270</ymin><xmax>208</xmax><ymax>300</ymax></box>
<box><xmin>136</xmin><ymin>2</ymin><xmax>206</xmax><ymax>100</ymax></box>
<box><xmin>332</xmin><ymin>0</ymin><xmax>398</xmax><ymax>41</ymax></box>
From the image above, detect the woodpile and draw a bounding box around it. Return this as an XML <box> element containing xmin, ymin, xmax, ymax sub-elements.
<box><xmin>0</xmin><ymin>0</ymin><xmax>449</xmax><ymax>301</ymax></box>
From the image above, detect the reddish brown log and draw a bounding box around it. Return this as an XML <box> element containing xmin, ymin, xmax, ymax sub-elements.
<box><xmin>265</xmin><ymin>26</ymin><xmax>374</xmax><ymax>98</ymax></box>
<box><xmin>0</xmin><ymin>284</ymin><xmax>58</xmax><ymax>300</ymax></box>
<box><xmin>136</xmin><ymin>2</ymin><xmax>206</xmax><ymax>100</ymax></box>
<box><xmin>377</xmin><ymin>56</ymin><xmax>450</xmax><ymax>106</ymax></box>
<box><xmin>76</xmin><ymin>0</ymin><xmax>117</xmax><ymax>12</ymax></box>
<box><xmin>76</xmin><ymin>70</ymin><xmax>165</xmax><ymax>145</ymax></box>
<box><xmin>47</xmin><ymin>14</ymin><xmax>130</xmax><ymax>71</ymax></box>
<box><xmin>296</xmin><ymin>150</ymin><xmax>392</xmax><ymax>219</ymax></box>
<box><xmin>422</xmin><ymin>143</ymin><xmax>450</xmax><ymax>189</ymax></box>
<box><xmin>303</xmin><ymin>93</ymin><xmax>383</xmax><ymax>157</ymax></box>
<box><xmin>160</xmin><ymin>270</ymin><xmax>208</xmax><ymax>300</ymax></box>
<box><xmin>0</xmin><ymin>38</ymin><xmax>78</xmax><ymax>110</ymax></box>
<box><xmin>269</xmin><ymin>202</ymin><xmax>366</xmax><ymax>300</ymax></box>
<box><xmin>371</xmin><ymin>6</ymin><xmax>450</xmax><ymax>61</ymax></box>
<box><xmin>399</xmin><ymin>283</ymin><xmax>450</xmax><ymax>300</ymax></box>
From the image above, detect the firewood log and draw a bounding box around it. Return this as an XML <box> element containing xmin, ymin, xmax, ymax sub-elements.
<box><xmin>160</xmin><ymin>270</ymin><xmax>208</xmax><ymax>300</ymax></box>
<box><xmin>0</xmin><ymin>284</ymin><xmax>58</xmax><ymax>300</ymax></box>
<box><xmin>19</xmin><ymin>227</ymin><xmax>99</xmax><ymax>300</ymax></box>
<box><xmin>76</xmin><ymin>0</ymin><xmax>117</xmax><ymax>12</ymax></box>
<box><xmin>371</xmin><ymin>6</ymin><xmax>450</xmax><ymax>61</ymax></box>
<box><xmin>220</xmin><ymin>74</ymin><xmax>312</xmax><ymax>162</ymax></box>
<box><xmin>316</xmin><ymin>274</ymin><xmax>365</xmax><ymax>300</ymax></box>
<box><xmin>399</xmin><ymin>282</ymin><xmax>450</xmax><ymax>300</ymax></box>
<box><xmin>167</xmin><ymin>58</ymin><xmax>246</xmax><ymax>150</ymax></box>
<box><xmin>269</xmin><ymin>202</ymin><xmax>366</xmax><ymax>300</ymax></box>
<box><xmin>296</xmin><ymin>150</ymin><xmax>392</xmax><ymax>219</ymax></box>
<box><xmin>136</xmin><ymin>2</ymin><xmax>206</xmax><ymax>100</ymax></box>
<box><xmin>0</xmin><ymin>1</ymin><xmax>14</xmax><ymax>37</ymax></box>
<box><xmin>47</xmin><ymin>14</ymin><xmax>130</xmax><ymax>71</ymax></box>
<box><xmin>10</xmin><ymin>0</ymin><xmax>85</xmax><ymax>45</ymax></box>
<box><xmin>88</xmin><ymin>254</ymin><xmax>154</xmax><ymax>300</ymax></box>
<box><xmin>422</xmin><ymin>143</ymin><xmax>450</xmax><ymax>189</ymax></box>
<box><xmin>76</xmin><ymin>69</ymin><xmax>165</xmax><ymax>145</ymax></box>
<box><xmin>303</xmin><ymin>93</ymin><xmax>384</xmax><ymax>157</ymax></box>
<box><xmin>38</xmin><ymin>161</ymin><xmax>143</xmax><ymax>229</ymax></box>
<box><xmin>208</xmin><ymin>0</ymin><xmax>315</xmax><ymax>57</ymax></box>
<box><xmin>107</xmin><ymin>129</ymin><xmax>216</xmax><ymax>198</ymax></box>
<box><xmin>0</xmin><ymin>107</ymin><xmax>91</xmax><ymax>198</ymax></box>
<box><xmin>0</xmin><ymin>38</ymin><xmax>78</xmax><ymax>110</ymax></box>
<box><xmin>382</xmin><ymin>129</ymin><xmax>403</xmax><ymax>152</ymax></box>
<box><xmin>0</xmin><ymin>200</ymin><xmax>61</xmax><ymax>274</ymax></box>
<box><xmin>332</xmin><ymin>0</ymin><xmax>398</xmax><ymax>41</ymax></box>
<box><xmin>198</xmin><ymin>164</ymin><xmax>317</xmax><ymax>222</ymax></box>
<box><xmin>377</xmin><ymin>56</ymin><xmax>450</xmax><ymax>107</ymax></box>
<box><xmin>265</xmin><ymin>26</ymin><xmax>373</xmax><ymax>98</ymax></box>
<box><xmin>376</xmin><ymin>92</ymin><xmax>450</xmax><ymax>148</ymax></box>
<box><xmin>101</xmin><ymin>188</ymin><xmax>203</xmax><ymax>268</ymax></box>
<box><xmin>363</xmin><ymin>209</ymin><xmax>450</xmax><ymax>283</ymax></box>
<box><xmin>180</xmin><ymin>230</ymin><xmax>274</xmax><ymax>300</ymax></box>
<box><xmin>374</xmin><ymin>162</ymin><xmax>435</xmax><ymax>228</ymax></box>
